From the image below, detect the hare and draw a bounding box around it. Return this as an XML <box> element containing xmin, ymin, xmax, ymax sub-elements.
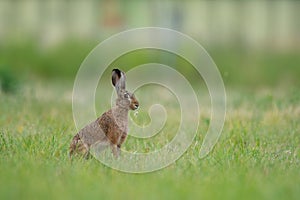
<box><xmin>69</xmin><ymin>69</ymin><xmax>139</xmax><ymax>158</ymax></box>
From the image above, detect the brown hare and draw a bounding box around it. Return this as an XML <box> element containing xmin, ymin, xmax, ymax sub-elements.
<box><xmin>69</xmin><ymin>69</ymin><xmax>139</xmax><ymax>158</ymax></box>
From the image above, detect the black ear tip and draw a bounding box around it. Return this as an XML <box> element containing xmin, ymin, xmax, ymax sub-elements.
<box><xmin>112</xmin><ymin>69</ymin><xmax>121</xmax><ymax>76</ymax></box>
<box><xmin>112</xmin><ymin>68</ymin><xmax>122</xmax><ymax>87</ymax></box>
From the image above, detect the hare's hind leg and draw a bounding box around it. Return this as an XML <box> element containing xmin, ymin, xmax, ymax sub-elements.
<box><xmin>69</xmin><ymin>134</ymin><xmax>80</xmax><ymax>157</ymax></box>
<box><xmin>69</xmin><ymin>134</ymin><xmax>89</xmax><ymax>158</ymax></box>
<box><xmin>90</xmin><ymin>140</ymin><xmax>110</xmax><ymax>156</ymax></box>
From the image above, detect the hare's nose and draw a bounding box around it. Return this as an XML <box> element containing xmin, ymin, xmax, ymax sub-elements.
<box><xmin>134</xmin><ymin>103</ymin><xmax>139</xmax><ymax>109</ymax></box>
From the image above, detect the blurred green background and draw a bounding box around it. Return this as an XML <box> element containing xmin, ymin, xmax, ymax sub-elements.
<box><xmin>0</xmin><ymin>0</ymin><xmax>299</xmax><ymax>91</ymax></box>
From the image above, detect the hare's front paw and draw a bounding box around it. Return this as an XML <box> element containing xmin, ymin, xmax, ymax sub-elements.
<box><xmin>111</xmin><ymin>144</ymin><xmax>121</xmax><ymax>158</ymax></box>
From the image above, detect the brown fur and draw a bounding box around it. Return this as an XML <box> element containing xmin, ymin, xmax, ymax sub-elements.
<box><xmin>69</xmin><ymin>69</ymin><xmax>139</xmax><ymax>158</ymax></box>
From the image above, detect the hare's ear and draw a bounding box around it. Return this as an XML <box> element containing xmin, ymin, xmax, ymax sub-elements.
<box><xmin>112</xmin><ymin>69</ymin><xmax>126</xmax><ymax>92</ymax></box>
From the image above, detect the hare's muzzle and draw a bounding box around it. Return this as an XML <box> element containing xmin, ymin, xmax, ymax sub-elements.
<box><xmin>134</xmin><ymin>103</ymin><xmax>139</xmax><ymax>109</ymax></box>
<box><xmin>130</xmin><ymin>99</ymin><xmax>139</xmax><ymax>110</ymax></box>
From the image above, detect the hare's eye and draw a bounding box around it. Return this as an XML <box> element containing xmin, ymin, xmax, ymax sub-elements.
<box><xmin>124</xmin><ymin>93</ymin><xmax>129</xmax><ymax>98</ymax></box>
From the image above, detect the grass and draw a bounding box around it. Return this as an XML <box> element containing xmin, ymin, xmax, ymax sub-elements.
<box><xmin>1</xmin><ymin>41</ymin><xmax>300</xmax><ymax>88</ymax></box>
<box><xmin>0</xmin><ymin>79</ymin><xmax>299</xmax><ymax>200</ymax></box>
<box><xmin>0</xmin><ymin>39</ymin><xmax>299</xmax><ymax>199</ymax></box>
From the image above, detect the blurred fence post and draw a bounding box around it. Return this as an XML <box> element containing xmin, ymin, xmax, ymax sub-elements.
<box><xmin>0</xmin><ymin>0</ymin><xmax>299</xmax><ymax>50</ymax></box>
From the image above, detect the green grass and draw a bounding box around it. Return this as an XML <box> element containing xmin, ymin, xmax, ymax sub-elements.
<box><xmin>0</xmin><ymin>80</ymin><xmax>299</xmax><ymax>200</ymax></box>
<box><xmin>1</xmin><ymin>41</ymin><xmax>300</xmax><ymax>88</ymax></box>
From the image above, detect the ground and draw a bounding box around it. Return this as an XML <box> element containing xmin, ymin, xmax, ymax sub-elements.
<box><xmin>0</xmin><ymin>80</ymin><xmax>299</xmax><ymax>200</ymax></box>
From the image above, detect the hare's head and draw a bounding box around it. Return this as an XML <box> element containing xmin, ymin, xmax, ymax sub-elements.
<box><xmin>112</xmin><ymin>69</ymin><xmax>139</xmax><ymax>110</ymax></box>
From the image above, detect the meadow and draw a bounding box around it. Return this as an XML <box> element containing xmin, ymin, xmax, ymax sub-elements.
<box><xmin>0</xmin><ymin>43</ymin><xmax>299</xmax><ymax>200</ymax></box>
